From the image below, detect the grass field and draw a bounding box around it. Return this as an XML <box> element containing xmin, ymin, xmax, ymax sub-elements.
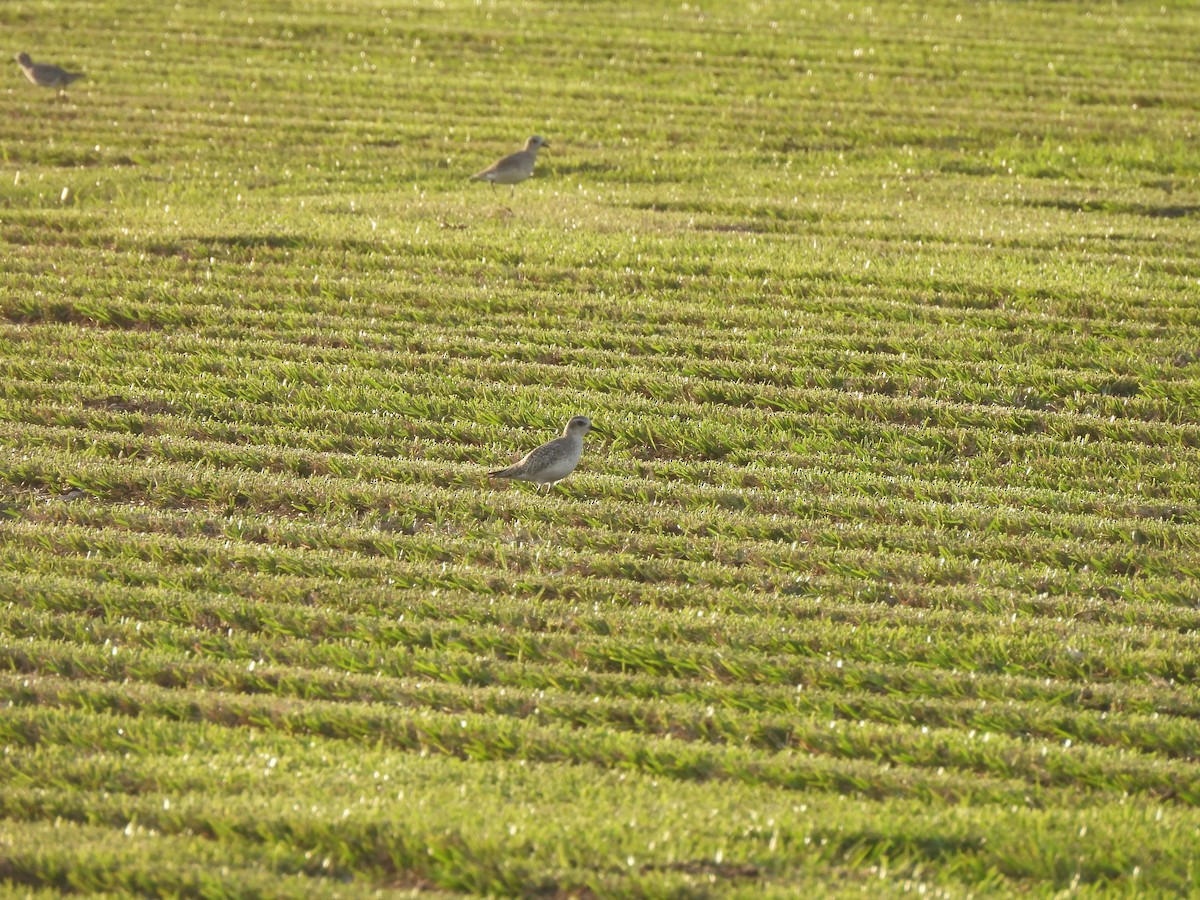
<box><xmin>3</xmin><ymin>0</ymin><xmax>1200</xmax><ymax>895</ymax></box>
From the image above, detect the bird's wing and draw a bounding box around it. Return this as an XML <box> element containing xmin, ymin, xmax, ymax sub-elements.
<box><xmin>518</xmin><ymin>437</ymin><xmax>569</xmax><ymax>469</ymax></box>
<box><xmin>479</xmin><ymin>149</ymin><xmax>530</xmax><ymax>178</ymax></box>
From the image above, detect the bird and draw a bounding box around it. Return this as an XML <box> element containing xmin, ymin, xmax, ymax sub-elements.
<box><xmin>15</xmin><ymin>52</ymin><xmax>84</xmax><ymax>90</ymax></box>
<box><xmin>470</xmin><ymin>135</ymin><xmax>549</xmax><ymax>194</ymax></box>
<box><xmin>488</xmin><ymin>415</ymin><xmax>596</xmax><ymax>488</ymax></box>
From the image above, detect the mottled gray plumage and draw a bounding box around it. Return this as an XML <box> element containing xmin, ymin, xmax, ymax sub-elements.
<box><xmin>471</xmin><ymin>135</ymin><xmax>548</xmax><ymax>192</ymax></box>
<box><xmin>16</xmin><ymin>52</ymin><xmax>83</xmax><ymax>89</ymax></box>
<box><xmin>489</xmin><ymin>416</ymin><xmax>594</xmax><ymax>486</ymax></box>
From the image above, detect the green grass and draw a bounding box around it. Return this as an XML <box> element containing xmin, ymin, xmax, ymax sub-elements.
<box><xmin>3</xmin><ymin>0</ymin><xmax>1200</xmax><ymax>895</ymax></box>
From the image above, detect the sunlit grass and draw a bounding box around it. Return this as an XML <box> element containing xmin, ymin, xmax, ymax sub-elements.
<box><xmin>2</xmin><ymin>0</ymin><xmax>1200</xmax><ymax>895</ymax></box>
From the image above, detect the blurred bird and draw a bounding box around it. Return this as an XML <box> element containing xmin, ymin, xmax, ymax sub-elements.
<box><xmin>489</xmin><ymin>415</ymin><xmax>596</xmax><ymax>488</ymax></box>
<box><xmin>15</xmin><ymin>52</ymin><xmax>84</xmax><ymax>90</ymax></box>
<box><xmin>471</xmin><ymin>135</ymin><xmax>548</xmax><ymax>193</ymax></box>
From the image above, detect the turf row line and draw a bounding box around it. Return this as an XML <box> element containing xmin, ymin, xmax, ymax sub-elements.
<box><xmin>4</xmin><ymin>583</ymin><xmax>1197</xmax><ymax>714</ymax></box>
<box><xmin>0</xmin><ymin>435</ymin><xmax>1189</xmax><ymax>539</ymax></box>
<box><xmin>4</xmin><ymin>517</ymin><xmax>1199</xmax><ymax>673</ymax></box>
<box><xmin>13</xmin><ymin>499</ymin><xmax>1200</xmax><ymax>622</ymax></box>
<box><xmin>3</xmin><ymin>525</ymin><xmax>1197</xmax><ymax>672</ymax></box>
<box><xmin>5</xmin><ymin>683</ymin><xmax>1196</xmax><ymax>808</ymax></box>
<box><xmin>4</xmin><ymin>437</ymin><xmax>1197</xmax><ymax>543</ymax></box>
<box><xmin>4</xmin><ymin>507</ymin><xmax>1197</xmax><ymax>621</ymax></box>
<box><xmin>2</xmin><ymin>641</ymin><xmax>1197</xmax><ymax>762</ymax></box>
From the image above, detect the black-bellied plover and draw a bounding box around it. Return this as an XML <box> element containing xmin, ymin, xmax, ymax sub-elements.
<box><xmin>471</xmin><ymin>136</ymin><xmax>548</xmax><ymax>193</ymax></box>
<box><xmin>489</xmin><ymin>415</ymin><xmax>596</xmax><ymax>488</ymax></box>
<box><xmin>16</xmin><ymin>52</ymin><xmax>84</xmax><ymax>90</ymax></box>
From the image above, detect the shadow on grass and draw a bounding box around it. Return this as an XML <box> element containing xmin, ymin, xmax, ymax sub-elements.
<box><xmin>139</xmin><ymin>233</ymin><xmax>383</xmax><ymax>257</ymax></box>
<box><xmin>1020</xmin><ymin>199</ymin><xmax>1200</xmax><ymax>219</ymax></box>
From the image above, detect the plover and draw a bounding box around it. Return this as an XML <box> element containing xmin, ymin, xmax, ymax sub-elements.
<box><xmin>16</xmin><ymin>52</ymin><xmax>84</xmax><ymax>90</ymax></box>
<box><xmin>489</xmin><ymin>415</ymin><xmax>596</xmax><ymax>488</ymax></box>
<box><xmin>471</xmin><ymin>135</ymin><xmax>548</xmax><ymax>193</ymax></box>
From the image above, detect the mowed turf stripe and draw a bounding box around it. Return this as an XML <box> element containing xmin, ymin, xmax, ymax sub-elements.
<box><xmin>3</xmin><ymin>521</ymin><xmax>1199</xmax><ymax>685</ymax></box>
<box><xmin>2</xmin><ymin>640</ymin><xmax>1199</xmax><ymax>762</ymax></box>
<box><xmin>4</xmin><ymin>587</ymin><xmax>1199</xmax><ymax>715</ymax></box>
<box><xmin>3</xmin><ymin>524</ymin><xmax>1199</xmax><ymax>677</ymax></box>
<box><xmin>9</xmin><ymin>496</ymin><xmax>1200</xmax><ymax>617</ymax></box>
<box><xmin>8</xmin><ymin>538</ymin><xmax>1200</xmax><ymax>634</ymax></box>
<box><xmin>4</xmin><ymin>682</ymin><xmax>1199</xmax><ymax>808</ymax></box>
<box><xmin>4</xmin><ymin>746</ymin><xmax>1196</xmax><ymax>894</ymax></box>
<box><xmin>4</xmin><ymin>242</ymin><xmax>1199</xmax><ymax>340</ymax></box>
<box><xmin>0</xmin><ymin>819</ymin><xmax>381</xmax><ymax>900</ymax></box>
<box><xmin>3</xmin><ymin>435</ymin><xmax>1197</xmax><ymax>533</ymax></box>
<box><xmin>3</xmin><ymin>357</ymin><xmax>1199</xmax><ymax>461</ymax></box>
<box><xmin>4</xmin><ymin>501</ymin><xmax>1200</xmax><ymax>623</ymax></box>
<box><xmin>4</xmin><ymin>437</ymin><xmax>1199</xmax><ymax>570</ymax></box>
<box><xmin>4</xmin><ymin>398</ymin><xmax>1199</xmax><ymax>496</ymax></box>
<box><xmin>3</xmin><ymin>500</ymin><xmax>1198</xmax><ymax>615</ymax></box>
<box><xmin>3</xmin><ymin>343</ymin><xmax>1199</xmax><ymax>440</ymax></box>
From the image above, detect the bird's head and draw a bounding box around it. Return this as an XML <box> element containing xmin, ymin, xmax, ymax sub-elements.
<box><xmin>564</xmin><ymin>415</ymin><xmax>594</xmax><ymax>437</ymax></box>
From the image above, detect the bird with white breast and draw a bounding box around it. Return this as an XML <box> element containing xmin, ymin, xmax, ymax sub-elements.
<box><xmin>488</xmin><ymin>416</ymin><xmax>597</xmax><ymax>489</ymax></box>
<box><xmin>471</xmin><ymin>135</ymin><xmax>549</xmax><ymax>194</ymax></box>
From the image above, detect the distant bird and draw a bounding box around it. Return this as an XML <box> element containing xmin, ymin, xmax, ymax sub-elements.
<box><xmin>489</xmin><ymin>415</ymin><xmax>596</xmax><ymax>488</ymax></box>
<box><xmin>471</xmin><ymin>135</ymin><xmax>549</xmax><ymax>193</ymax></box>
<box><xmin>15</xmin><ymin>52</ymin><xmax>83</xmax><ymax>90</ymax></box>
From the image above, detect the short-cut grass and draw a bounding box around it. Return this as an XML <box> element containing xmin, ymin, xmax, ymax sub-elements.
<box><xmin>3</xmin><ymin>0</ymin><xmax>1200</xmax><ymax>895</ymax></box>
